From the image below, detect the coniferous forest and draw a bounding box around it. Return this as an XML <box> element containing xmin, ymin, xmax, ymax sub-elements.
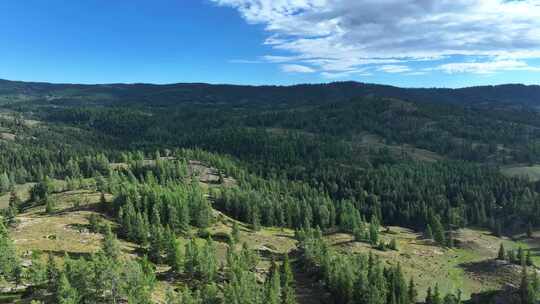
<box><xmin>1</xmin><ymin>80</ymin><xmax>540</xmax><ymax>303</ymax></box>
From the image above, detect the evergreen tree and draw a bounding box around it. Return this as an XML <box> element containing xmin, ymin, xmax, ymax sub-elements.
<box><xmin>281</xmin><ymin>254</ymin><xmax>296</xmax><ymax>304</ymax></box>
<box><xmin>497</xmin><ymin>243</ymin><xmax>505</xmax><ymax>260</ymax></box>
<box><xmin>0</xmin><ymin>172</ymin><xmax>11</xmax><ymax>193</ymax></box>
<box><xmin>56</xmin><ymin>273</ymin><xmax>79</xmax><ymax>304</ymax></box>
<box><xmin>526</xmin><ymin>250</ymin><xmax>534</xmax><ymax>267</ymax></box>
<box><xmin>264</xmin><ymin>260</ymin><xmax>281</xmax><ymax>304</ymax></box>
<box><xmin>232</xmin><ymin>221</ymin><xmax>241</xmax><ymax>244</ymax></box>
<box><xmin>0</xmin><ymin>221</ymin><xmax>19</xmax><ymax>281</ymax></box>
<box><xmin>426</xmin><ymin>287</ymin><xmax>433</xmax><ymax>304</ymax></box>
<box><xmin>408</xmin><ymin>277</ymin><xmax>418</xmax><ymax>304</ymax></box>
<box><xmin>165</xmin><ymin>229</ymin><xmax>182</xmax><ymax>272</ymax></box>
<box><xmin>520</xmin><ymin>264</ymin><xmax>533</xmax><ymax>304</ymax></box>
<box><xmin>45</xmin><ymin>196</ymin><xmax>55</xmax><ymax>214</ymax></box>
<box><xmin>369</xmin><ymin>219</ymin><xmax>379</xmax><ymax>246</ymax></box>
<box><xmin>46</xmin><ymin>253</ymin><xmax>60</xmax><ymax>291</ymax></box>
<box><xmin>433</xmin><ymin>284</ymin><xmax>442</xmax><ymax>304</ymax></box>
<box><xmin>432</xmin><ymin>217</ymin><xmax>446</xmax><ymax>246</ymax></box>
<box><xmin>425</xmin><ymin>224</ymin><xmax>433</xmax><ymax>240</ymax></box>
<box><xmin>102</xmin><ymin>224</ymin><xmax>121</xmax><ymax>261</ymax></box>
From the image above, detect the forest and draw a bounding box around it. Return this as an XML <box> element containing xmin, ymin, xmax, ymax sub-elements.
<box><xmin>1</xmin><ymin>81</ymin><xmax>540</xmax><ymax>303</ymax></box>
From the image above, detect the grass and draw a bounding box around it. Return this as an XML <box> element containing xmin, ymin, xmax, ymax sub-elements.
<box><xmin>0</xmin><ymin>183</ymin><xmax>35</xmax><ymax>209</ymax></box>
<box><xmin>501</xmin><ymin>165</ymin><xmax>540</xmax><ymax>182</ymax></box>
<box><xmin>326</xmin><ymin>226</ymin><xmax>529</xmax><ymax>300</ymax></box>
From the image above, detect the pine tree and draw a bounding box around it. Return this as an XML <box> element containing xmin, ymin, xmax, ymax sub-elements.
<box><xmin>56</xmin><ymin>273</ymin><xmax>79</xmax><ymax>304</ymax></box>
<box><xmin>0</xmin><ymin>172</ymin><xmax>11</xmax><ymax>193</ymax></box>
<box><xmin>497</xmin><ymin>243</ymin><xmax>505</xmax><ymax>260</ymax></box>
<box><xmin>425</xmin><ymin>224</ymin><xmax>433</xmax><ymax>240</ymax></box>
<box><xmin>45</xmin><ymin>196</ymin><xmax>55</xmax><ymax>214</ymax></box>
<box><xmin>447</xmin><ymin>229</ymin><xmax>454</xmax><ymax>248</ymax></box>
<box><xmin>526</xmin><ymin>250</ymin><xmax>534</xmax><ymax>267</ymax></box>
<box><xmin>433</xmin><ymin>284</ymin><xmax>442</xmax><ymax>304</ymax></box>
<box><xmin>165</xmin><ymin>230</ymin><xmax>182</xmax><ymax>272</ymax></box>
<box><xmin>432</xmin><ymin>217</ymin><xmax>446</xmax><ymax>246</ymax></box>
<box><xmin>520</xmin><ymin>264</ymin><xmax>532</xmax><ymax>304</ymax></box>
<box><xmin>408</xmin><ymin>277</ymin><xmax>418</xmax><ymax>304</ymax></box>
<box><xmin>508</xmin><ymin>249</ymin><xmax>516</xmax><ymax>264</ymax></box>
<box><xmin>426</xmin><ymin>286</ymin><xmax>433</xmax><ymax>304</ymax></box>
<box><xmin>0</xmin><ymin>222</ymin><xmax>19</xmax><ymax>281</ymax></box>
<box><xmin>281</xmin><ymin>254</ymin><xmax>296</xmax><ymax>304</ymax></box>
<box><xmin>232</xmin><ymin>221</ymin><xmax>241</xmax><ymax>244</ymax></box>
<box><xmin>46</xmin><ymin>253</ymin><xmax>60</xmax><ymax>291</ymax></box>
<box><xmin>369</xmin><ymin>220</ymin><xmax>379</xmax><ymax>246</ymax></box>
<box><xmin>102</xmin><ymin>224</ymin><xmax>121</xmax><ymax>261</ymax></box>
<box><xmin>149</xmin><ymin>225</ymin><xmax>164</xmax><ymax>263</ymax></box>
<box><xmin>518</xmin><ymin>247</ymin><xmax>525</xmax><ymax>266</ymax></box>
<box><xmin>264</xmin><ymin>260</ymin><xmax>281</xmax><ymax>304</ymax></box>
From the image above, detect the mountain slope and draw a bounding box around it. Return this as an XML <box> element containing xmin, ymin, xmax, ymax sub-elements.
<box><xmin>1</xmin><ymin>79</ymin><xmax>539</xmax><ymax>106</ymax></box>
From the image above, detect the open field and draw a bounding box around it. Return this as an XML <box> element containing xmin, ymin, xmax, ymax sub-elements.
<box><xmin>326</xmin><ymin>226</ymin><xmax>533</xmax><ymax>300</ymax></box>
<box><xmin>501</xmin><ymin>164</ymin><xmax>540</xmax><ymax>182</ymax></box>
<box><xmin>0</xmin><ymin>183</ymin><xmax>35</xmax><ymax>209</ymax></box>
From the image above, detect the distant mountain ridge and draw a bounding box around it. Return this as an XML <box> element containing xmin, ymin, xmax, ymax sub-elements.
<box><xmin>0</xmin><ymin>78</ymin><xmax>539</xmax><ymax>106</ymax></box>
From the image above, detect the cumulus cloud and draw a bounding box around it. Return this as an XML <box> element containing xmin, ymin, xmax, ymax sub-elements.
<box><xmin>211</xmin><ymin>0</ymin><xmax>540</xmax><ymax>75</ymax></box>
<box><xmin>280</xmin><ymin>64</ymin><xmax>316</xmax><ymax>73</ymax></box>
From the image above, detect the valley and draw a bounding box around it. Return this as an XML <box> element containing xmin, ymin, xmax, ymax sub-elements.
<box><xmin>1</xmin><ymin>81</ymin><xmax>540</xmax><ymax>303</ymax></box>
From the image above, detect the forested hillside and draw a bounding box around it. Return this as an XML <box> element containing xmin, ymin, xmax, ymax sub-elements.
<box><xmin>1</xmin><ymin>79</ymin><xmax>540</xmax><ymax>107</ymax></box>
<box><xmin>1</xmin><ymin>80</ymin><xmax>540</xmax><ymax>303</ymax></box>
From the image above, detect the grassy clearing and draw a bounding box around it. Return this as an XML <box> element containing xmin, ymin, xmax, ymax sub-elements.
<box><xmin>326</xmin><ymin>226</ymin><xmax>528</xmax><ymax>300</ymax></box>
<box><xmin>0</xmin><ymin>183</ymin><xmax>35</xmax><ymax>209</ymax></box>
<box><xmin>501</xmin><ymin>165</ymin><xmax>540</xmax><ymax>182</ymax></box>
<box><xmin>354</xmin><ymin>132</ymin><xmax>445</xmax><ymax>162</ymax></box>
<box><xmin>10</xmin><ymin>189</ymin><xmax>135</xmax><ymax>256</ymax></box>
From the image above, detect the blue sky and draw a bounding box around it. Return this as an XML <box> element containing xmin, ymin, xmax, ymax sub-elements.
<box><xmin>1</xmin><ymin>0</ymin><xmax>539</xmax><ymax>88</ymax></box>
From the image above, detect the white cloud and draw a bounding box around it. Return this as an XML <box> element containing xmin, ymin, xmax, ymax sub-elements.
<box><xmin>435</xmin><ymin>60</ymin><xmax>540</xmax><ymax>74</ymax></box>
<box><xmin>377</xmin><ymin>65</ymin><xmax>411</xmax><ymax>74</ymax></box>
<box><xmin>212</xmin><ymin>0</ymin><xmax>540</xmax><ymax>76</ymax></box>
<box><xmin>280</xmin><ymin>64</ymin><xmax>316</xmax><ymax>73</ymax></box>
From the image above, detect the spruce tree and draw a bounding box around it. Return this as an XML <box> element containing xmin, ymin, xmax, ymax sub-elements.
<box><xmin>102</xmin><ymin>224</ymin><xmax>121</xmax><ymax>261</ymax></box>
<box><xmin>369</xmin><ymin>220</ymin><xmax>379</xmax><ymax>246</ymax></box>
<box><xmin>432</xmin><ymin>217</ymin><xmax>446</xmax><ymax>245</ymax></box>
<box><xmin>46</xmin><ymin>253</ymin><xmax>59</xmax><ymax>290</ymax></box>
<box><xmin>433</xmin><ymin>284</ymin><xmax>442</xmax><ymax>304</ymax></box>
<box><xmin>281</xmin><ymin>254</ymin><xmax>296</xmax><ymax>304</ymax></box>
<box><xmin>232</xmin><ymin>221</ymin><xmax>241</xmax><ymax>244</ymax></box>
<box><xmin>497</xmin><ymin>243</ymin><xmax>505</xmax><ymax>260</ymax></box>
<box><xmin>0</xmin><ymin>172</ymin><xmax>11</xmax><ymax>193</ymax></box>
<box><xmin>526</xmin><ymin>250</ymin><xmax>533</xmax><ymax>267</ymax></box>
<box><xmin>520</xmin><ymin>264</ymin><xmax>532</xmax><ymax>304</ymax></box>
<box><xmin>425</xmin><ymin>224</ymin><xmax>433</xmax><ymax>240</ymax></box>
<box><xmin>426</xmin><ymin>286</ymin><xmax>433</xmax><ymax>304</ymax></box>
<box><xmin>165</xmin><ymin>230</ymin><xmax>182</xmax><ymax>272</ymax></box>
<box><xmin>56</xmin><ymin>273</ymin><xmax>79</xmax><ymax>304</ymax></box>
<box><xmin>264</xmin><ymin>260</ymin><xmax>281</xmax><ymax>304</ymax></box>
<box><xmin>408</xmin><ymin>277</ymin><xmax>418</xmax><ymax>304</ymax></box>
